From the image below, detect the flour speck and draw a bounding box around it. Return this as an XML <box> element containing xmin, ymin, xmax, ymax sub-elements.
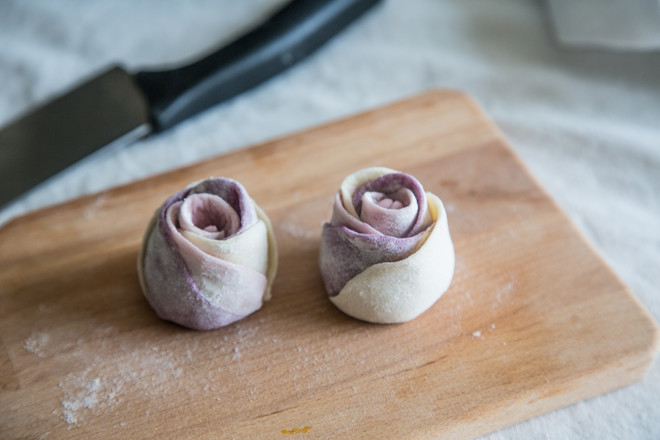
<box><xmin>24</xmin><ymin>332</ymin><xmax>50</xmax><ymax>357</ymax></box>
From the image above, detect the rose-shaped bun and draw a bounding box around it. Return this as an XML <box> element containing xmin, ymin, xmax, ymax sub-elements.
<box><xmin>319</xmin><ymin>167</ymin><xmax>454</xmax><ymax>324</ymax></box>
<box><xmin>138</xmin><ymin>178</ymin><xmax>277</xmax><ymax>330</ymax></box>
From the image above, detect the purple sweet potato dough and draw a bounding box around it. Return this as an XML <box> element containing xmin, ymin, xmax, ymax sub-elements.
<box><xmin>352</xmin><ymin>172</ymin><xmax>429</xmax><ymax>237</ymax></box>
<box><xmin>137</xmin><ymin>177</ymin><xmax>277</xmax><ymax>330</ymax></box>
<box><xmin>320</xmin><ymin>169</ymin><xmax>432</xmax><ymax>297</ymax></box>
<box><xmin>319</xmin><ymin>167</ymin><xmax>455</xmax><ymax>324</ymax></box>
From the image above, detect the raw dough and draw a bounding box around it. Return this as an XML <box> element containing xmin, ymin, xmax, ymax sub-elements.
<box><xmin>137</xmin><ymin>177</ymin><xmax>277</xmax><ymax>330</ymax></box>
<box><xmin>319</xmin><ymin>167</ymin><xmax>454</xmax><ymax>323</ymax></box>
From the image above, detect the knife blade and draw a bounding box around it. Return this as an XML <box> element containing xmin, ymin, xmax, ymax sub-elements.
<box><xmin>0</xmin><ymin>0</ymin><xmax>381</xmax><ymax>208</ymax></box>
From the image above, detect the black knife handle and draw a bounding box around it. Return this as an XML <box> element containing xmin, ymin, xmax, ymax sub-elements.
<box><xmin>134</xmin><ymin>0</ymin><xmax>381</xmax><ymax>132</ymax></box>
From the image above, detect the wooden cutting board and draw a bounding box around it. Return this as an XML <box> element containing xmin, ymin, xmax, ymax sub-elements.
<box><xmin>0</xmin><ymin>91</ymin><xmax>657</xmax><ymax>440</ymax></box>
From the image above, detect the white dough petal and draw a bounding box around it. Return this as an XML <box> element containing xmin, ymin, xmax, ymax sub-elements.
<box><xmin>255</xmin><ymin>203</ymin><xmax>278</xmax><ymax>301</ymax></box>
<box><xmin>182</xmin><ymin>221</ymin><xmax>269</xmax><ymax>276</ymax></box>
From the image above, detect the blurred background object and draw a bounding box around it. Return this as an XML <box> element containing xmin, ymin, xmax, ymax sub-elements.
<box><xmin>548</xmin><ymin>0</ymin><xmax>660</xmax><ymax>50</ymax></box>
<box><xmin>0</xmin><ymin>0</ymin><xmax>382</xmax><ymax>207</ymax></box>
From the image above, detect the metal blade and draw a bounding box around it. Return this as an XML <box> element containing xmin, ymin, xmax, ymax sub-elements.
<box><xmin>0</xmin><ymin>66</ymin><xmax>151</xmax><ymax>207</ymax></box>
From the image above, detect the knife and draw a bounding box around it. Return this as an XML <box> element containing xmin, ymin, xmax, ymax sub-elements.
<box><xmin>0</xmin><ymin>0</ymin><xmax>381</xmax><ymax>208</ymax></box>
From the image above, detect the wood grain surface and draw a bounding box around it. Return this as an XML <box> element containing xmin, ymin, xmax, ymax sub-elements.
<box><xmin>0</xmin><ymin>90</ymin><xmax>658</xmax><ymax>439</ymax></box>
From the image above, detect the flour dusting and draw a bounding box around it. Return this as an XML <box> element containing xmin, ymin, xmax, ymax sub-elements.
<box><xmin>279</xmin><ymin>222</ymin><xmax>316</xmax><ymax>239</ymax></box>
<box><xmin>60</xmin><ymin>377</ymin><xmax>103</xmax><ymax>425</ymax></box>
<box><xmin>56</xmin><ymin>345</ymin><xmax>186</xmax><ymax>426</ymax></box>
<box><xmin>82</xmin><ymin>193</ymin><xmax>109</xmax><ymax>219</ymax></box>
<box><xmin>24</xmin><ymin>332</ymin><xmax>50</xmax><ymax>357</ymax></box>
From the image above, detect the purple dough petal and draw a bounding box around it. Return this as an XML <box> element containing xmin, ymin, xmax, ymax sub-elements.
<box><xmin>178</xmin><ymin>193</ymin><xmax>241</xmax><ymax>239</ymax></box>
<box><xmin>319</xmin><ymin>223</ymin><xmax>425</xmax><ymax>296</ymax></box>
<box><xmin>142</xmin><ymin>222</ymin><xmax>250</xmax><ymax>330</ymax></box>
<box><xmin>352</xmin><ymin>172</ymin><xmax>429</xmax><ymax>236</ymax></box>
<box><xmin>359</xmin><ymin>188</ymin><xmax>418</xmax><ymax>237</ymax></box>
<box><xmin>169</xmin><ymin>178</ymin><xmax>258</xmax><ymax>235</ymax></box>
<box><xmin>330</xmin><ymin>193</ymin><xmax>383</xmax><ymax>235</ymax></box>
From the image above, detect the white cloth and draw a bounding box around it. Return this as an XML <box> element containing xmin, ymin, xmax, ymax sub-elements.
<box><xmin>1</xmin><ymin>0</ymin><xmax>658</xmax><ymax>438</ymax></box>
<box><xmin>548</xmin><ymin>0</ymin><xmax>660</xmax><ymax>50</ymax></box>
